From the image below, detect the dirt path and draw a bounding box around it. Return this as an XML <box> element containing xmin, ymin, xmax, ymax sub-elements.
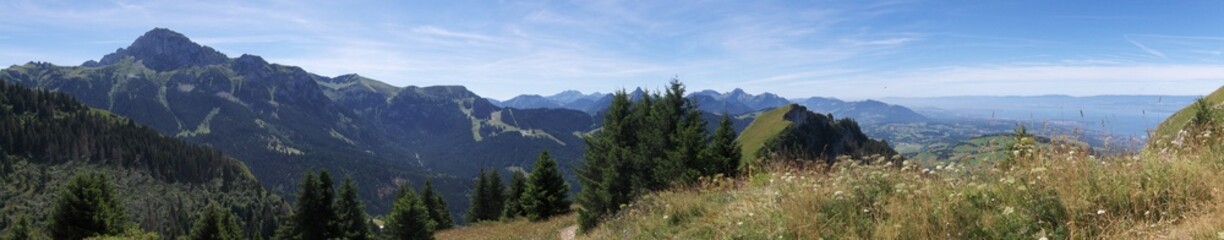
<box><xmin>559</xmin><ymin>225</ymin><xmax>577</xmax><ymax>240</ymax></box>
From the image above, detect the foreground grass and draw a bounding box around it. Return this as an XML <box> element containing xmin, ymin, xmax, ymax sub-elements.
<box><xmin>582</xmin><ymin>133</ymin><xmax>1224</xmax><ymax>239</ymax></box>
<box><xmin>436</xmin><ymin>214</ymin><xmax>576</xmax><ymax>240</ymax></box>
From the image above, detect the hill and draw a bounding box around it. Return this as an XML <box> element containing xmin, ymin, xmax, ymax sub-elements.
<box><xmin>738</xmin><ymin>104</ymin><xmax>897</xmax><ymax>167</ymax></box>
<box><xmin>1151</xmin><ymin>86</ymin><xmax>1224</xmax><ymax>145</ymax></box>
<box><xmin>0</xmin><ymin>82</ymin><xmax>288</xmax><ymax>239</ymax></box>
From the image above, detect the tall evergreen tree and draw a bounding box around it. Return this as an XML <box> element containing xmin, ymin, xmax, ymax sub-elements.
<box><xmin>185</xmin><ymin>204</ymin><xmax>243</xmax><ymax>240</ymax></box>
<box><xmin>502</xmin><ymin>170</ymin><xmax>529</xmax><ymax>219</ymax></box>
<box><xmin>484</xmin><ymin>169</ymin><xmax>506</xmax><ymax>221</ymax></box>
<box><xmin>671</xmin><ymin>106</ymin><xmax>708</xmax><ymax>182</ymax></box>
<box><xmin>523</xmin><ymin>151</ymin><xmax>571</xmax><ymax>221</ymax></box>
<box><xmin>49</xmin><ymin>172</ymin><xmax>128</xmax><ymax>240</ymax></box>
<box><xmin>577</xmin><ymin>91</ymin><xmax>635</xmax><ymax>231</ymax></box>
<box><xmin>464</xmin><ymin>169</ymin><xmax>488</xmax><ymax>223</ymax></box>
<box><xmin>385</xmin><ymin>186</ymin><xmax>434</xmax><ymax>240</ymax></box>
<box><xmin>2</xmin><ymin>214</ymin><xmax>35</xmax><ymax>240</ymax></box>
<box><xmin>704</xmin><ymin>113</ymin><xmax>742</xmax><ymax>177</ymax></box>
<box><xmin>420</xmin><ymin>180</ymin><xmax>454</xmax><ymax>230</ymax></box>
<box><xmin>291</xmin><ymin>170</ymin><xmax>340</xmax><ymax>240</ymax></box>
<box><xmin>335</xmin><ymin>177</ymin><xmax>372</xmax><ymax>240</ymax></box>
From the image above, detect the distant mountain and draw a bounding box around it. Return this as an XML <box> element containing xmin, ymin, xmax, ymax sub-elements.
<box><xmin>497</xmin><ymin>89</ymin><xmax>928</xmax><ymax>127</ymax></box>
<box><xmin>0</xmin><ymin>28</ymin><xmax>593</xmax><ymax>220</ymax></box>
<box><xmin>0</xmin><ymin>82</ymin><xmax>287</xmax><ymax>239</ymax></box>
<box><xmin>496</xmin><ymin>94</ymin><xmax>564</xmax><ymax>109</ymax></box>
<box><xmin>792</xmin><ymin>97</ymin><xmax>928</xmax><ymax>125</ymax></box>
<box><xmin>688</xmin><ymin>88</ymin><xmax>791</xmax><ymax>114</ymax></box>
<box><xmin>489</xmin><ymin>90</ymin><xmax>606</xmax><ymax>113</ymax></box>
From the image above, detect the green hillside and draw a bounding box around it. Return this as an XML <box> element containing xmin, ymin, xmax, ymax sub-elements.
<box><xmin>1152</xmin><ymin>85</ymin><xmax>1224</xmax><ymax>145</ymax></box>
<box><xmin>736</xmin><ymin>104</ymin><xmax>795</xmax><ymax>167</ymax></box>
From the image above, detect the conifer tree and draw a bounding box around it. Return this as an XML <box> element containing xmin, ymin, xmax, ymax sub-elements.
<box><xmin>291</xmin><ymin>170</ymin><xmax>340</xmax><ymax>240</ymax></box>
<box><xmin>2</xmin><ymin>214</ymin><xmax>35</xmax><ymax>240</ymax></box>
<box><xmin>335</xmin><ymin>177</ymin><xmax>372</xmax><ymax>240</ymax></box>
<box><xmin>49</xmin><ymin>172</ymin><xmax>128</xmax><ymax>240</ymax></box>
<box><xmin>420</xmin><ymin>180</ymin><xmax>454</xmax><ymax>230</ymax></box>
<box><xmin>577</xmin><ymin>91</ymin><xmax>635</xmax><ymax>231</ymax></box>
<box><xmin>502</xmin><ymin>170</ymin><xmax>528</xmax><ymax>219</ymax></box>
<box><xmin>185</xmin><ymin>204</ymin><xmax>243</xmax><ymax>240</ymax></box>
<box><xmin>523</xmin><ymin>151</ymin><xmax>571</xmax><ymax>221</ymax></box>
<box><xmin>464</xmin><ymin>169</ymin><xmax>488</xmax><ymax>223</ymax></box>
<box><xmin>484</xmin><ymin>169</ymin><xmax>506</xmax><ymax>221</ymax></box>
<box><xmin>704</xmin><ymin>113</ymin><xmax>742</xmax><ymax>176</ymax></box>
<box><xmin>385</xmin><ymin>185</ymin><xmax>434</xmax><ymax>240</ymax></box>
<box><xmin>671</xmin><ymin>106</ymin><xmax>708</xmax><ymax>182</ymax></box>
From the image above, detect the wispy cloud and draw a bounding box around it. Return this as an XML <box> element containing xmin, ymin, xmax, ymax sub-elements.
<box><xmin>1126</xmin><ymin>35</ymin><xmax>1167</xmax><ymax>59</ymax></box>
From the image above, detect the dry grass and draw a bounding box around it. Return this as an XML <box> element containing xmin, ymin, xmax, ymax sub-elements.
<box><xmin>581</xmin><ymin>131</ymin><xmax>1224</xmax><ymax>239</ymax></box>
<box><xmin>436</xmin><ymin>214</ymin><xmax>576</xmax><ymax>240</ymax></box>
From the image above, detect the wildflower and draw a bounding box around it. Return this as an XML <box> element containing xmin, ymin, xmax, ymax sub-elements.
<box><xmin>663</xmin><ymin>215</ymin><xmax>669</xmax><ymax>220</ymax></box>
<box><xmin>1097</xmin><ymin>209</ymin><xmax>1106</xmax><ymax>215</ymax></box>
<box><xmin>1002</xmin><ymin>206</ymin><xmax>1015</xmax><ymax>216</ymax></box>
<box><xmin>749</xmin><ymin>212</ymin><xmax>755</xmax><ymax>217</ymax></box>
<box><xmin>737</xmin><ymin>221</ymin><xmax>744</xmax><ymax>226</ymax></box>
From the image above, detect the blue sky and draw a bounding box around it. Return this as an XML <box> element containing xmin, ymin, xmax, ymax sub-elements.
<box><xmin>1</xmin><ymin>0</ymin><xmax>1222</xmax><ymax>100</ymax></box>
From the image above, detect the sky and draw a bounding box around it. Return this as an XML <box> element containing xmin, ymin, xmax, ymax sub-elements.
<box><xmin>1</xmin><ymin>0</ymin><xmax>1222</xmax><ymax>100</ymax></box>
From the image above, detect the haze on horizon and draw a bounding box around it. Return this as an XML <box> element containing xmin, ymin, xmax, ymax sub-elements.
<box><xmin>1</xmin><ymin>0</ymin><xmax>1221</xmax><ymax>100</ymax></box>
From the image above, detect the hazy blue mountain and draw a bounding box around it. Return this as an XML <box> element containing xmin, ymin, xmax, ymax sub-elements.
<box><xmin>688</xmin><ymin>88</ymin><xmax>791</xmax><ymax>114</ymax></box>
<box><xmin>496</xmin><ymin>94</ymin><xmax>564</xmax><ymax>109</ymax></box>
<box><xmin>792</xmin><ymin>97</ymin><xmax>929</xmax><ymax>125</ymax></box>
<box><xmin>547</xmin><ymin>90</ymin><xmax>605</xmax><ymax>104</ymax></box>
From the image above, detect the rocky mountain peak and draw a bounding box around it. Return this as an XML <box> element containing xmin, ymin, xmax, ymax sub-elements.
<box><xmin>91</xmin><ymin>28</ymin><xmax>230</xmax><ymax>71</ymax></box>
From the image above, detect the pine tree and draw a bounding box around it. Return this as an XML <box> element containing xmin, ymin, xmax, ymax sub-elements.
<box><xmin>291</xmin><ymin>170</ymin><xmax>340</xmax><ymax>240</ymax></box>
<box><xmin>421</xmin><ymin>180</ymin><xmax>454</xmax><ymax>230</ymax></box>
<box><xmin>523</xmin><ymin>151</ymin><xmax>571</xmax><ymax>221</ymax></box>
<box><xmin>484</xmin><ymin>169</ymin><xmax>505</xmax><ymax>221</ymax></box>
<box><xmin>49</xmin><ymin>172</ymin><xmax>128</xmax><ymax>240</ymax></box>
<box><xmin>315</xmin><ymin>170</ymin><xmax>339</xmax><ymax>238</ymax></box>
<box><xmin>2</xmin><ymin>214</ymin><xmax>35</xmax><ymax>240</ymax></box>
<box><xmin>185</xmin><ymin>204</ymin><xmax>243</xmax><ymax>240</ymax></box>
<box><xmin>502</xmin><ymin>170</ymin><xmax>529</xmax><ymax>219</ymax></box>
<box><xmin>671</xmin><ymin>106</ymin><xmax>708</xmax><ymax>182</ymax></box>
<box><xmin>704</xmin><ymin>113</ymin><xmax>742</xmax><ymax>177</ymax></box>
<box><xmin>577</xmin><ymin>91</ymin><xmax>635</xmax><ymax>231</ymax></box>
<box><xmin>464</xmin><ymin>169</ymin><xmax>487</xmax><ymax>223</ymax></box>
<box><xmin>335</xmin><ymin>177</ymin><xmax>372</xmax><ymax>240</ymax></box>
<box><xmin>385</xmin><ymin>185</ymin><xmax>434</xmax><ymax>240</ymax></box>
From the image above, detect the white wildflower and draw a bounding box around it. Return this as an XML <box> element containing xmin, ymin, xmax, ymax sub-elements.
<box><xmin>1097</xmin><ymin>209</ymin><xmax>1106</xmax><ymax>215</ymax></box>
<box><xmin>1002</xmin><ymin>206</ymin><xmax>1015</xmax><ymax>216</ymax></box>
<box><xmin>663</xmin><ymin>215</ymin><xmax>669</xmax><ymax>220</ymax></box>
<box><xmin>737</xmin><ymin>221</ymin><xmax>744</xmax><ymax>226</ymax></box>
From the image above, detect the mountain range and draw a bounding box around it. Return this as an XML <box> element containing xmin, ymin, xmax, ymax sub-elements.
<box><xmin>491</xmin><ymin>88</ymin><xmax>929</xmax><ymax>125</ymax></box>
<box><xmin>0</xmin><ymin>28</ymin><xmax>593</xmax><ymax>219</ymax></box>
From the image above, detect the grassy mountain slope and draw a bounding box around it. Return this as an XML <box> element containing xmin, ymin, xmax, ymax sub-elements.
<box><xmin>736</xmin><ymin>104</ymin><xmax>795</xmax><ymax>166</ymax></box>
<box><xmin>1152</xmin><ymin>86</ymin><xmax>1224</xmax><ymax>144</ymax></box>
<box><xmin>0</xmin><ymin>83</ymin><xmax>288</xmax><ymax>239</ymax></box>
